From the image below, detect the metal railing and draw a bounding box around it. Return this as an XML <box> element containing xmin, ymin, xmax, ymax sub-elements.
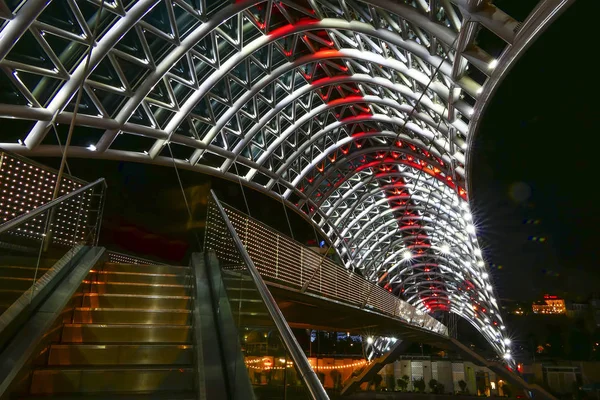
<box><xmin>106</xmin><ymin>251</ymin><xmax>167</xmax><ymax>266</ymax></box>
<box><xmin>206</xmin><ymin>199</ymin><xmax>448</xmax><ymax>336</ymax></box>
<box><xmin>208</xmin><ymin>190</ymin><xmax>329</xmax><ymax>400</ymax></box>
<box><xmin>0</xmin><ymin>178</ymin><xmax>106</xmax><ymax>238</ymax></box>
<box><xmin>0</xmin><ymin>177</ymin><xmax>106</xmax><ymax>319</ymax></box>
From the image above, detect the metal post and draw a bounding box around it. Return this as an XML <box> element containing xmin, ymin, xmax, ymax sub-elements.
<box><xmin>44</xmin><ymin>0</ymin><xmax>107</xmax><ymax>251</ymax></box>
<box><xmin>300</xmin><ymin>248</ymin><xmax>331</xmax><ymax>293</ymax></box>
<box><xmin>361</xmin><ymin>284</ymin><xmax>375</xmax><ymax>309</ymax></box>
<box><xmin>300</xmin><ymin>247</ymin><xmax>303</xmax><ymax>286</ymax></box>
<box><xmin>275</xmin><ymin>235</ymin><xmax>279</xmax><ymax>278</ymax></box>
<box><xmin>94</xmin><ymin>183</ymin><xmax>107</xmax><ymax>246</ymax></box>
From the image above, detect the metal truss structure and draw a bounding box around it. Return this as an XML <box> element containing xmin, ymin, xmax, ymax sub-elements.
<box><xmin>0</xmin><ymin>0</ymin><xmax>571</xmax><ymax>362</ymax></box>
<box><xmin>363</xmin><ymin>336</ymin><xmax>398</xmax><ymax>361</ymax></box>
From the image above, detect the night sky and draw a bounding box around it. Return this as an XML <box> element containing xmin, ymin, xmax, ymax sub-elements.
<box><xmin>26</xmin><ymin>1</ymin><xmax>597</xmax><ymax>304</ymax></box>
<box><xmin>470</xmin><ymin>1</ymin><xmax>596</xmax><ymax>302</ymax></box>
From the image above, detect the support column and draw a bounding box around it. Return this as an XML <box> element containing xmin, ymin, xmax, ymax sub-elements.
<box><xmin>340</xmin><ymin>339</ymin><xmax>411</xmax><ymax>396</ymax></box>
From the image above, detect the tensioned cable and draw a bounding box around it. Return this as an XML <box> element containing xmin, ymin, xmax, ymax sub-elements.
<box><xmin>233</xmin><ymin>161</ymin><xmax>252</xmax><ymax>218</ymax></box>
<box><xmin>285</xmin><ymin>35</ymin><xmax>464</xmax><ymax>315</ymax></box>
<box><xmin>340</xmin><ymin>35</ymin><xmax>460</xmax><ymax>267</ymax></box>
<box><xmin>220</xmin><ymin>31</ymin><xmax>462</xmax><ymax>287</ymax></box>
<box><xmin>366</xmin><ymin>105</ymin><xmax>451</xmax><ymax>283</ymax></box>
<box><xmin>279</xmin><ymin>186</ymin><xmax>296</xmax><ymax>240</ymax></box>
<box><xmin>286</xmin><ymin>35</ymin><xmax>461</xmax><ymax>280</ymax></box>
<box><xmin>355</xmin><ymin>107</ymin><xmax>455</xmax><ymax>310</ymax></box>
<box><xmin>49</xmin><ymin>123</ymin><xmax>72</xmax><ymax>177</ymax></box>
<box><xmin>50</xmin><ymin>0</ymin><xmax>106</xmax><ymax>201</ymax></box>
<box><xmin>166</xmin><ymin>142</ymin><xmax>204</xmax><ymax>251</ymax></box>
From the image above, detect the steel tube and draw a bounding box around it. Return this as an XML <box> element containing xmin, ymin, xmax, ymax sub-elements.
<box><xmin>0</xmin><ymin>178</ymin><xmax>106</xmax><ymax>235</ymax></box>
<box><xmin>209</xmin><ymin>190</ymin><xmax>329</xmax><ymax>400</ymax></box>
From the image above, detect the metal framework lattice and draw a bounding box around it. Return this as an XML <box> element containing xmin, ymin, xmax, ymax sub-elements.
<box><xmin>0</xmin><ymin>0</ymin><xmax>571</xmax><ymax>361</ymax></box>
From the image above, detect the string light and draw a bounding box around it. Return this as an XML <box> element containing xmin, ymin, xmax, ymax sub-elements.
<box><xmin>245</xmin><ymin>358</ymin><xmax>368</xmax><ymax>371</ymax></box>
<box><xmin>309</xmin><ymin>360</ymin><xmax>367</xmax><ymax>370</ymax></box>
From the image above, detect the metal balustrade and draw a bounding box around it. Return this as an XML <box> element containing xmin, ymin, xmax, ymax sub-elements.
<box><xmin>205</xmin><ymin>200</ymin><xmax>448</xmax><ymax>336</ymax></box>
<box><xmin>106</xmin><ymin>251</ymin><xmax>167</xmax><ymax>266</ymax></box>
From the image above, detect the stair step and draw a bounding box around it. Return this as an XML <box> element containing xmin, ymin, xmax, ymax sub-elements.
<box><xmin>21</xmin><ymin>393</ymin><xmax>195</xmax><ymax>400</ymax></box>
<box><xmin>0</xmin><ymin>258</ymin><xmax>57</xmax><ymax>269</ymax></box>
<box><xmin>90</xmin><ymin>271</ymin><xmax>191</xmax><ymax>286</ymax></box>
<box><xmin>84</xmin><ymin>282</ymin><xmax>190</xmax><ymax>297</ymax></box>
<box><xmin>233</xmin><ymin>311</ymin><xmax>270</xmax><ymax>317</ymax></box>
<box><xmin>72</xmin><ymin>308</ymin><xmax>191</xmax><ymax>325</ymax></box>
<box><xmin>30</xmin><ymin>366</ymin><xmax>195</xmax><ymax>394</ymax></box>
<box><xmin>47</xmin><ymin>344</ymin><xmax>193</xmax><ymax>366</ymax></box>
<box><xmin>222</xmin><ymin>273</ymin><xmax>254</xmax><ymax>283</ymax></box>
<box><xmin>0</xmin><ymin>277</ymin><xmax>36</xmax><ymax>291</ymax></box>
<box><xmin>21</xmin><ymin>259</ymin><xmax>199</xmax><ymax>398</ymax></box>
<box><xmin>0</xmin><ymin>289</ymin><xmax>27</xmax><ymax>304</ymax></box>
<box><xmin>102</xmin><ymin>264</ymin><xmax>190</xmax><ymax>276</ymax></box>
<box><xmin>0</xmin><ymin>265</ymin><xmax>50</xmax><ymax>279</ymax></box>
<box><xmin>81</xmin><ymin>294</ymin><xmax>191</xmax><ymax>309</ymax></box>
<box><xmin>61</xmin><ymin>324</ymin><xmax>192</xmax><ymax>344</ymax></box>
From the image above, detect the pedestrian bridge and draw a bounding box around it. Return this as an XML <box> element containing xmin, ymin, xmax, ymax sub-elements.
<box><xmin>205</xmin><ymin>197</ymin><xmax>448</xmax><ymax>337</ymax></box>
<box><xmin>203</xmin><ymin>193</ymin><xmax>555</xmax><ymax>399</ymax></box>
<box><xmin>0</xmin><ymin>164</ymin><xmax>556</xmax><ymax>400</ymax></box>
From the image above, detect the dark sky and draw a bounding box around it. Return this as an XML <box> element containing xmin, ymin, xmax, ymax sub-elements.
<box><xmin>471</xmin><ymin>1</ymin><xmax>596</xmax><ymax>302</ymax></box>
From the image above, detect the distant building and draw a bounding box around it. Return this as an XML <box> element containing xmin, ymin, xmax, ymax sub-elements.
<box><xmin>565</xmin><ymin>301</ymin><xmax>588</xmax><ymax>319</ymax></box>
<box><xmin>521</xmin><ymin>361</ymin><xmax>600</xmax><ymax>395</ymax></box>
<box><xmin>378</xmin><ymin>356</ymin><xmax>511</xmax><ymax>396</ymax></box>
<box><xmin>513</xmin><ymin>306</ymin><xmax>526</xmax><ymax>316</ymax></box>
<box><xmin>500</xmin><ymin>298</ymin><xmax>528</xmax><ymax>316</ymax></box>
<box><xmin>532</xmin><ymin>295</ymin><xmax>566</xmax><ymax>315</ymax></box>
<box><xmin>590</xmin><ymin>295</ymin><xmax>600</xmax><ymax>327</ymax></box>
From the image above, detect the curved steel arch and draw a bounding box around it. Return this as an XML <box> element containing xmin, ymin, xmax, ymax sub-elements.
<box><xmin>273</xmin><ymin>128</ymin><xmax>456</xmax><ymax>191</ymax></box>
<box><xmin>0</xmin><ymin>0</ymin><xmax>573</xmax><ymax>364</ymax></box>
<box><xmin>359</xmin><ymin>225</ymin><xmax>473</xmax><ymax>274</ymax></box>
<box><xmin>324</xmin><ymin>179</ymin><xmax>461</xmax><ymax>220</ymax></box>
<box><xmin>292</xmin><ymin>139</ymin><xmax>456</xmax><ymax>192</ymax></box>
<box><xmin>303</xmin><ymin>149</ymin><xmax>457</xmax><ymax>201</ymax></box>
<box><xmin>175</xmin><ymin>19</ymin><xmax>472</xmax><ymax>143</ymax></box>
<box><xmin>350</xmin><ymin>214</ymin><xmax>471</xmax><ymax>268</ymax></box>
<box><xmin>302</xmin><ymin>156</ymin><xmax>463</xmax><ymax>213</ymax></box>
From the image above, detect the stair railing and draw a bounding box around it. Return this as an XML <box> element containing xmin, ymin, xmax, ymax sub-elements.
<box><xmin>209</xmin><ymin>190</ymin><xmax>329</xmax><ymax>400</ymax></box>
<box><xmin>0</xmin><ymin>177</ymin><xmax>107</xmax><ymax>320</ymax></box>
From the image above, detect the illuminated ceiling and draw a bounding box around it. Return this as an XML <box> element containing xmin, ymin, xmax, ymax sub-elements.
<box><xmin>0</xmin><ymin>0</ymin><xmax>571</xmax><ymax>360</ymax></box>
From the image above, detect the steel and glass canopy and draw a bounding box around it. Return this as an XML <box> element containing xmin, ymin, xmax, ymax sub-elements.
<box><xmin>0</xmin><ymin>0</ymin><xmax>570</xmax><ymax>361</ymax></box>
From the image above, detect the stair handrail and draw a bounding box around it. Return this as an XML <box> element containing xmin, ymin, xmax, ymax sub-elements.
<box><xmin>209</xmin><ymin>190</ymin><xmax>329</xmax><ymax>400</ymax></box>
<box><xmin>0</xmin><ymin>177</ymin><xmax>106</xmax><ymax>235</ymax></box>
